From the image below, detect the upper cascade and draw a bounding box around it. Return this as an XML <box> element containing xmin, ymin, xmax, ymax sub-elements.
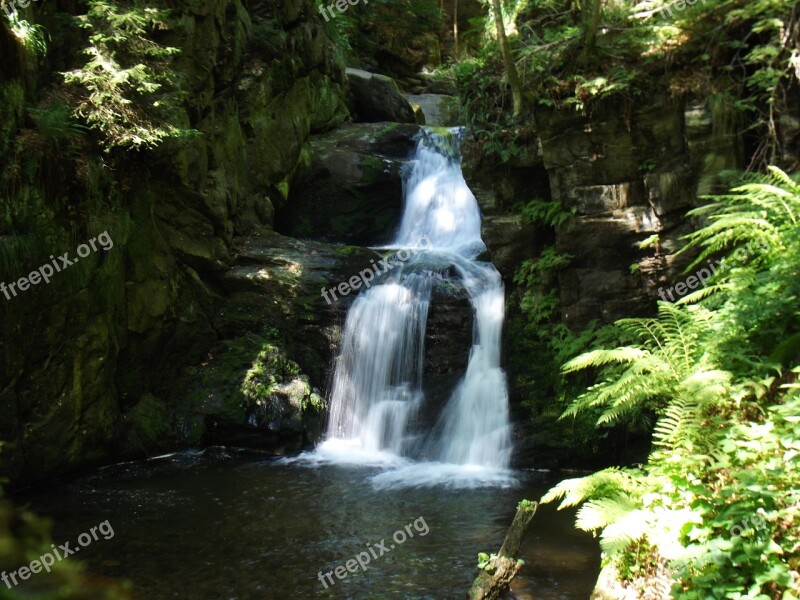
<box><xmin>393</xmin><ymin>129</ymin><xmax>486</xmax><ymax>258</ymax></box>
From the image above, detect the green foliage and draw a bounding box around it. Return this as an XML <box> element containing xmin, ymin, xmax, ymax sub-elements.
<box><xmin>517</xmin><ymin>498</ymin><xmax>536</xmax><ymax>512</ymax></box>
<box><xmin>562</xmin><ymin>68</ymin><xmax>640</xmax><ymax>113</ymax></box>
<box><xmin>679</xmin><ymin>168</ymin><xmax>800</xmax><ymax>360</ymax></box>
<box><xmin>344</xmin><ymin>0</ymin><xmax>444</xmax><ymax>71</ymax></box>
<box><xmin>543</xmin><ymin>168</ymin><xmax>800</xmax><ymax>598</ymax></box>
<box><xmin>456</xmin><ymin>0</ymin><xmax>797</xmax><ymax>170</ymax></box>
<box><xmin>452</xmin><ymin>50</ymin><xmax>530</xmax><ymax>164</ymax></box>
<box><xmin>518</xmin><ymin>198</ymin><xmax>575</xmax><ymax>228</ymax></box>
<box><xmin>62</xmin><ymin>1</ymin><xmax>197</xmax><ymax>150</ymax></box>
<box><xmin>4</xmin><ymin>12</ymin><xmax>48</xmax><ymax>56</ymax></box>
<box><xmin>476</xmin><ymin>551</ymin><xmax>497</xmax><ymax>571</ymax></box>
<box><xmin>514</xmin><ymin>248</ymin><xmax>571</xmax><ymax>324</ymax></box>
<box><xmin>28</xmin><ymin>101</ymin><xmax>88</xmax><ymax>144</ymax></box>
<box><xmin>561</xmin><ymin>302</ymin><xmax>724</xmax><ymax>430</ymax></box>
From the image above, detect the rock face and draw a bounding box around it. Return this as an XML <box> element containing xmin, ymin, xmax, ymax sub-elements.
<box><xmin>467</xmin><ymin>92</ymin><xmax>745</xmax><ymax>331</ymax></box>
<box><xmin>278</xmin><ymin>122</ymin><xmax>422</xmax><ymax>244</ymax></box>
<box><xmin>0</xmin><ymin>0</ymin><xmax>350</xmax><ymax>482</ymax></box>
<box><xmin>346</xmin><ymin>68</ymin><xmax>417</xmax><ymax>124</ymax></box>
<box><xmin>540</xmin><ymin>95</ymin><xmax>742</xmax><ymax>329</ymax></box>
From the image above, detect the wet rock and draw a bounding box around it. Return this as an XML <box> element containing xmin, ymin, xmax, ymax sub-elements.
<box><xmin>481</xmin><ymin>215</ymin><xmax>537</xmax><ymax>282</ymax></box>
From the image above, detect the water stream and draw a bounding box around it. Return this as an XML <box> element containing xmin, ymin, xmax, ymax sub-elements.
<box><xmin>316</xmin><ymin>129</ymin><xmax>513</xmax><ymax>488</ymax></box>
<box><xmin>11</xmin><ymin>128</ymin><xmax>602</xmax><ymax>599</ymax></box>
<box><xmin>19</xmin><ymin>451</ymin><xmax>599</xmax><ymax>599</ymax></box>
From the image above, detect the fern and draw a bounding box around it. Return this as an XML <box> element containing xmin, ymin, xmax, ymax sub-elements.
<box><xmin>543</xmin><ymin>168</ymin><xmax>800</xmax><ymax>597</ymax></box>
<box><xmin>681</xmin><ymin>167</ymin><xmax>799</xmax><ymax>273</ymax></box>
<box><xmin>541</xmin><ymin>467</ymin><xmax>649</xmax><ymax>510</ymax></box>
<box><xmin>561</xmin><ymin>303</ymin><xmax>720</xmax><ymax>430</ymax></box>
<box><xmin>517</xmin><ymin>198</ymin><xmax>575</xmax><ymax>228</ymax></box>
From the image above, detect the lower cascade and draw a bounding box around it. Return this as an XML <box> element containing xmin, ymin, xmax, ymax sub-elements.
<box><xmin>314</xmin><ymin>128</ymin><xmax>514</xmax><ymax>488</ymax></box>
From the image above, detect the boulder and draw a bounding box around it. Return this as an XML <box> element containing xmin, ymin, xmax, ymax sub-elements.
<box><xmin>404</xmin><ymin>94</ymin><xmax>460</xmax><ymax>127</ymax></box>
<box><xmin>346</xmin><ymin>68</ymin><xmax>417</xmax><ymax>124</ymax></box>
<box><xmin>277</xmin><ymin>122</ymin><xmax>422</xmax><ymax>245</ymax></box>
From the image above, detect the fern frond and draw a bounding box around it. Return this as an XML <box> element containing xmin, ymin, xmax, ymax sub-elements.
<box><xmin>766</xmin><ymin>166</ymin><xmax>800</xmax><ymax>195</ymax></box>
<box><xmin>561</xmin><ymin>347</ymin><xmax>650</xmax><ymax>373</ymax></box>
<box><xmin>599</xmin><ymin>509</ymin><xmax>651</xmax><ymax>554</ymax></box>
<box><xmin>576</xmin><ymin>494</ymin><xmax>639</xmax><ymax>532</ymax></box>
<box><xmin>676</xmin><ymin>284</ymin><xmax>725</xmax><ymax>305</ymax></box>
<box><xmin>541</xmin><ymin>468</ymin><xmax>646</xmax><ymax>510</ymax></box>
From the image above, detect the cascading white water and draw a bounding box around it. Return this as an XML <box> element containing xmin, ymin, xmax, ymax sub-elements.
<box><xmin>326</xmin><ymin>277</ymin><xmax>432</xmax><ymax>457</ymax></box>
<box><xmin>315</xmin><ymin>128</ymin><xmax>514</xmax><ymax>487</ymax></box>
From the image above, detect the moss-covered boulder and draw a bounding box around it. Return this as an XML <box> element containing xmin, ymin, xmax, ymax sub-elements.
<box><xmin>171</xmin><ymin>333</ymin><xmax>325</xmax><ymax>452</ymax></box>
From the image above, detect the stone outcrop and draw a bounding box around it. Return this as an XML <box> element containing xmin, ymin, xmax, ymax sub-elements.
<box><xmin>539</xmin><ymin>94</ymin><xmax>743</xmax><ymax>329</ymax></box>
<box><xmin>467</xmin><ymin>92</ymin><xmax>745</xmax><ymax>333</ymax></box>
<box><xmin>278</xmin><ymin>122</ymin><xmax>422</xmax><ymax>244</ymax></box>
<box><xmin>404</xmin><ymin>94</ymin><xmax>461</xmax><ymax>127</ymax></box>
<box><xmin>346</xmin><ymin>68</ymin><xmax>417</xmax><ymax>124</ymax></box>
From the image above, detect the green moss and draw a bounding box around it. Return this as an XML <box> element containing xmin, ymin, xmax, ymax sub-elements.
<box><xmin>0</xmin><ymin>81</ymin><xmax>25</xmax><ymax>159</ymax></box>
<box><xmin>127</xmin><ymin>394</ymin><xmax>170</xmax><ymax>447</ymax></box>
<box><xmin>241</xmin><ymin>344</ymin><xmax>302</xmax><ymax>404</ymax></box>
<box><xmin>376</xmin><ymin>122</ymin><xmax>401</xmax><ymax>137</ymax></box>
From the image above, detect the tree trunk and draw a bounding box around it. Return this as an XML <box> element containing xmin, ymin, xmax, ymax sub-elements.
<box><xmin>584</xmin><ymin>0</ymin><xmax>603</xmax><ymax>52</ymax></box>
<box><xmin>490</xmin><ymin>0</ymin><xmax>523</xmax><ymax>118</ymax></box>
<box><xmin>453</xmin><ymin>0</ymin><xmax>459</xmax><ymax>60</ymax></box>
<box><xmin>467</xmin><ymin>501</ymin><xmax>537</xmax><ymax>600</ymax></box>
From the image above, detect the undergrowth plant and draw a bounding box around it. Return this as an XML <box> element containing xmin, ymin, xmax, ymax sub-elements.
<box><xmin>62</xmin><ymin>0</ymin><xmax>197</xmax><ymax>151</ymax></box>
<box><xmin>455</xmin><ymin>0</ymin><xmax>798</xmax><ymax>170</ymax></box>
<box><xmin>543</xmin><ymin>167</ymin><xmax>800</xmax><ymax>598</ymax></box>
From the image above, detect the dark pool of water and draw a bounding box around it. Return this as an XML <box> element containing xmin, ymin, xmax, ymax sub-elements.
<box><xmin>17</xmin><ymin>449</ymin><xmax>598</xmax><ymax>599</ymax></box>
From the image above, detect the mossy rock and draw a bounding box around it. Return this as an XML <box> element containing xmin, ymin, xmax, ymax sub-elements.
<box><xmin>125</xmin><ymin>395</ymin><xmax>171</xmax><ymax>449</ymax></box>
<box><xmin>172</xmin><ymin>332</ymin><xmax>327</xmax><ymax>451</ymax></box>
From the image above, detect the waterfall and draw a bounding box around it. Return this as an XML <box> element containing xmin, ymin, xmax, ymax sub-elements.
<box><xmin>315</xmin><ymin>128</ymin><xmax>514</xmax><ymax>488</ymax></box>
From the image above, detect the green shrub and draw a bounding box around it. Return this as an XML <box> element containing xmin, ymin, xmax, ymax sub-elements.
<box><xmin>62</xmin><ymin>1</ymin><xmax>197</xmax><ymax>150</ymax></box>
<box><xmin>542</xmin><ymin>168</ymin><xmax>800</xmax><ymax>598</ymax></box>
